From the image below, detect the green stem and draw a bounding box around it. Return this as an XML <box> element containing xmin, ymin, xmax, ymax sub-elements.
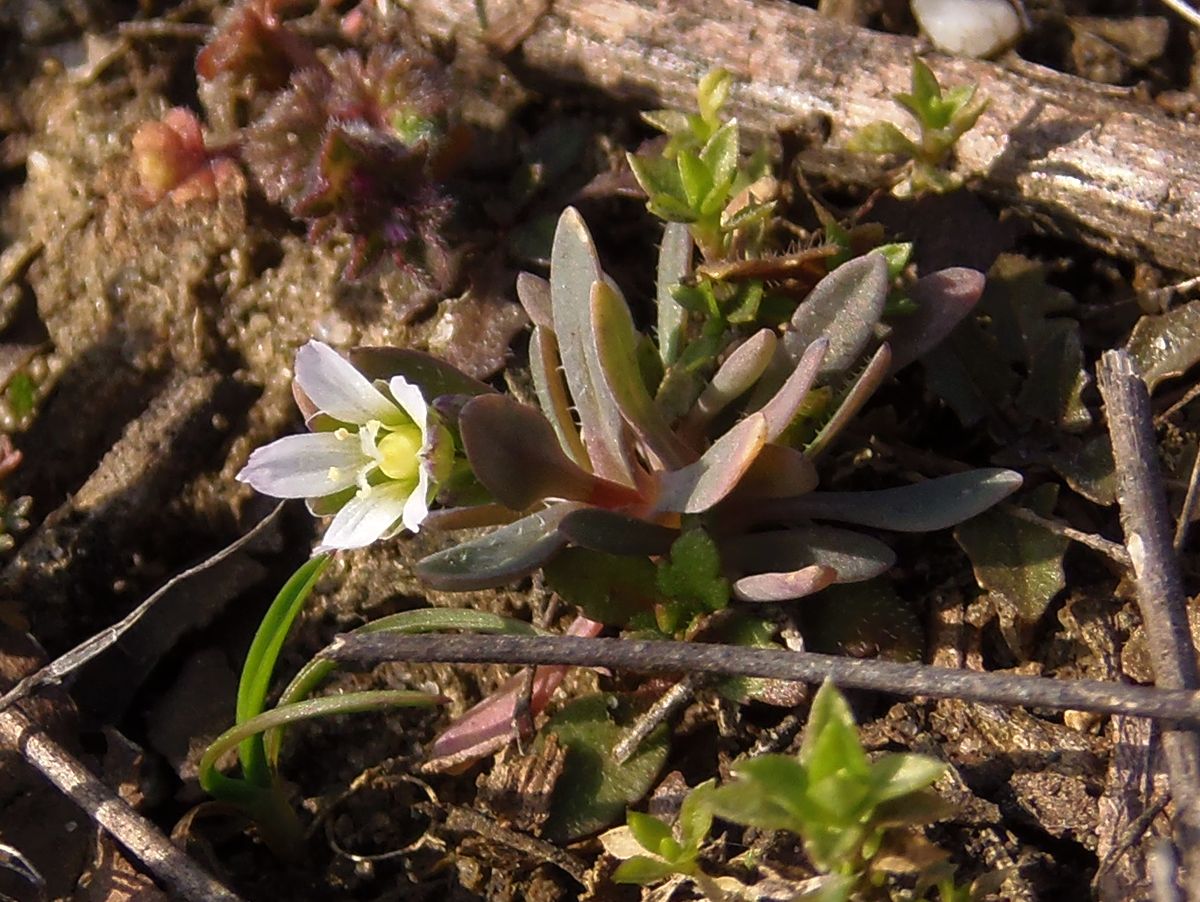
<box><xmin>236</xmin><ymin>554</ymin><xmax>330</xmax><ymax>788</ymax></box>
<box><xmin>200</xmin><ymin>690</ymin><xmax>441</xmax><ymax>857</ymax></box>
<box><xmin>263</xmin><ymin>609</ymin><xmax>546</xmax><ymax>767</ymax></box>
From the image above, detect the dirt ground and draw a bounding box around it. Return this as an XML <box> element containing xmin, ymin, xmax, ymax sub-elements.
<box><xmin>1</xmin><ymin>0</ymin><xmax>1200</xmax><ymax>899</ymax></box>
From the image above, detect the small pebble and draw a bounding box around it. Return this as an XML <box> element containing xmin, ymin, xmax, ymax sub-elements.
<box><xmin>911</xmin><ymin>0</ymin><xmax>1023</xmax><ymax>58</ymax></box>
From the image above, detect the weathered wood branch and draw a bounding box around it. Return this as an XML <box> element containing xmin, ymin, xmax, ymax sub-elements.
<box><xmin>323</xmin><ymin>632</ymin><xmax>1200</xmax><ymax>725</ymax></box>
<box><xmin>410</xmin><ymin>0</ymin><xmax>1200</xmax><ymax>273</ymax></box>
<box><xmin>0</xmin><ymin>708</ymin><xmax>243</xmax><ymax>901</ymax></box>
<box><xmin>1098</xmin><ymin>349</ymin><xmax>1200</xmax><ymax>900</ymax></box>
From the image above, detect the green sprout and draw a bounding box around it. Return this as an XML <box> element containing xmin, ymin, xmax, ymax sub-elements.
<box><xmin>610</xmin><ymin>682</ymin><xmax>983</xmax><ymax>902</ymax></box>
<box><xmin>612</xmin><ymin>780</ymin><xmax>723</xmax><ymax>893</ymax></box>
<box><xmin>847</xmin><ymin>57</ymin><xmax>988</xmax><ymax>196</ymax></box>
<box><xmin>198</xmin><ymin>555</ymin><xmax>445</xmax><ymax>855</ymax></box>
<box><xmin>628</xmin><ymin>68</ymin><xmax>773</xmax><ymax>262</ymax></box>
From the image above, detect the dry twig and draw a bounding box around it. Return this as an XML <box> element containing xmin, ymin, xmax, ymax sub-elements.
<box><xmin>323</xmin><ymin>633</ymin><xmax>1200</xmax><ymax>725</ymax></box>
<box><xmin>0</xmin><ymin>708</ymin><xmax>242</xmax><ymax>901</ymax></box>
<box><xmin>407</xmin><ymin>0</ymin><xmax>1200</xmax><ymax>272</ymax></box>
<box><xmin>1098</xmin><ymin>349</ymin><xmax>1200</xmax><ymax>900</ymax></box>
<box><xmin>0</xmin><ymin>503</ymin><xmax>284</xmax><ymax>716</ymax></box>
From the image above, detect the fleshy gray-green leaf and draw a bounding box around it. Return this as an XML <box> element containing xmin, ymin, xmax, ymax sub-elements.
<box><xmin>551</xmin><ymin>208</ymin><xmax>635</xmax><ymax>484</ymax></box>
<box><xmin>681</xmin><ymin>328</ymin><xmax>777</xmax><ymax>437</ymax></box>
<box><xmin>516</xmin><ymin>272</ymin><xmax>553</xmax><ymax>328</ymax></box>
<box><xmin>657</xmin><ymin>222</ymin><xmax>693</xmax><ymax>367</ymax></box>
<box><xmin>785</xmin><ymin>254</ymin><xmax>889</xmax><ymax>378</ymax></box>
<box><xmin>530</xmin><ymin>326</ymin><xmax>590</xmax><ymax>468</ymax></box>
<box><xmin>725</xmin><ymin>443</ymin><xmax>819</xmax><ymax>500</ymax></box>
<box><xmin>592</xmin><ymin>280</ymin><xmax>695</xmax><ymax>468</ymax></box>
<box><xmin>805</xmin><ymin>343</ymin><xmax>891</xmax><ymax>460</ymax></box>
<box><xmin>733</xmin><ymin>565</ymin><xmax>838</xmax><ymax>602</ymax></box>
<box><xmin>721</xmin><ymin>527</ymin><xmax>896</xmax><ymax>583</ymax></box>
<box><xmin>886</xmin><ymin>267</ymin><xmax>985</xmax><ymax>372</ymax></box>
<box><xmin>757</xmin><ymin>469</ymin><xmax>1022</xmax><ymax>532</ymax></box>
<box><xmin>415</xmin><ymin>502</ymin><xmax>584</xmax><ymax>590</ymax></box>
<box><xmin>558</xmin><ymin>508</ymin><xmax>678</xmax><ymax>556</ymax></box>
<box><xmin>655</xmin><ymin>413</ymin><xmax>767</xmax><ymax>513</ymax></box>
<box><xmin>460</xmin><ymin>394</ymin><xmax>613</xmax><ymax>510</ymax></box>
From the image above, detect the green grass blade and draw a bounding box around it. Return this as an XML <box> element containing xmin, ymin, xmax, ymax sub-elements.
<box><xmin>236</xmin><ymin>553</ymin><xmax>330</xmax><ymax>787</ymax></box>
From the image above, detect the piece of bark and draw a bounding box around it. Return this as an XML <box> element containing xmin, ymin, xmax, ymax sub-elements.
<box><xmin>408</xmin><ymin>0</ymin><xmax>1200</xmax><ymax>273</ymax></box>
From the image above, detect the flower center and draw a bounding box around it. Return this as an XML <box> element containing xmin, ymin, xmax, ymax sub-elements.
<box><xmin>376</xmin><ymin>424</ymin><xmax>423</xmax><ymax>482</ymax></box>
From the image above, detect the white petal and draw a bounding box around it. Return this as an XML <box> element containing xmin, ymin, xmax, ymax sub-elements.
<box><xmin>388</xmin><ymin>376</ymin><xmax>429</xmax><ymax>437</ymax></box>
<box><xmin>237</xmin><ymin>433</ymin><xmax>366</xmax><ymax>498</ymax></box>
<box><xmin>295</xmin><ymin>341</ymin><xmax>402</xmax><ymax>426</ymax></box>
<box><xmin>317</xmin><ymin>482</ymin><xmax>412</xmax><ymax>550</ymax></box>
<box><xmin>402</xmin><ymin>469</ymin><xmax>432</xmax><ymax>533</ymax></box>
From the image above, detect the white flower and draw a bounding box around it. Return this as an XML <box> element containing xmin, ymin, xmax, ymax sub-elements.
<box><xmin>237</xmin><ymin>340</ymin><xmax>452</xmax><ymax>551</ymax></box>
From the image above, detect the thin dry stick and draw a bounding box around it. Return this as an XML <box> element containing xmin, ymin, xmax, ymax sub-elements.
<box><xmin>1175</xmin><ymin>447</ymin><xmax>1200</xmax><ymax>553</ymax></box>
<box><xmin>613</xmin><ymin>672</ymin><xmax>705</xmax><ymax>763</ymax></box>
<box><xmin>0</xmin><ymin>502</ymin><xmax>284</xmax><ymax>715</ymax></box>
<box><xmin>0</xmin><ymin>708</ymin><xmax>243</xmax><ymax>901</ymax></box>
<box><xmin>1097</xmin><ymin>349</ymin><xmax>1200</xmax><ymax>900</ymax></box>
<box><xmin>1002</xmin><ymin>502</ymin><xmax>1132</xmax><ymax>568</ymax></box>
<box><xmin>322</xmin><ymin>633</ymin><xmax>1200</xmax><ymax>726</ymax></box>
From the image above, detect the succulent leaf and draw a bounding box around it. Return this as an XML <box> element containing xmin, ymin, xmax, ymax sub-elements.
<box><xmin>591</xmin><ymin>281</ymin><xmax>696</xmax><ymax>468</ymax></box>
<box><xmin>886</xmin><ymin>267</ymin><xmax>985</xmax><ymax>372</ymax></box>
<box><xmin>460</xmin><ymin>395</ymin><xmax>626</xmax><ymax>510</ymax></box>
<box><xmin>758</xmin><ymin>337</ymin><xmax>830</xmax><ymax>441</ymax></box>
<box><xmin>558</xmin><ymin>509</ymin><xmax>679</xmax><ymax>556</ymax></box>
<box><xmin>721</xmin><ymin>527</ymin><xmax>897</xmax><ymax>583</ymax></box>
<box><xmin>725</xmin><ymin>443</ymin><xmax>819</xmax><ymax>500</ymax></box>
<box><xmin>516</xmin><ymin>272</ymin><xmax>553</xmax><ymax>328</ymax></box>
<box><xmin>681</xmin><ymin>328</ymin><xmax>777</xmax><ymax>438</ymax></box>
<box><xmin>756</xmin><ymin>469</ymin><xmax>1022</xmax><ymax>532</ymax></box>
<box><xmin>415</xmin><ymin>502</ymin><xmax>584</xmax><ymax>590</ymax></box>
<box><xmin>733</xmin><ymin>565</ymin><xmax>838</xmax><ymax>602</ymax></box>
<box><xmin>805</xmin><ymin>343</ymin><xmax>892</xmax><ymax>459</ymax></box>
<box><xmin>784</xmin><ymin>254</ymin><xmax>889</xmax><ymax>377</ymax></box>
<box><xmin>550</xmin><ymin>208</ymin><xmax>636</xmax><ymax>484</ymax></box>
<box><xmin>657</xmin><ymin>222</ymin><xmax>694</xmax><ymax>367</ymax></box>
<box><xmin>529</xmin><ymin>327</ymin><xmax>590</xmax><ymax>468</ymax></box>
<box><xmin>655</xmin><ymin>413</ymin><xmax>768</xmax><ymax>514</ymax></box>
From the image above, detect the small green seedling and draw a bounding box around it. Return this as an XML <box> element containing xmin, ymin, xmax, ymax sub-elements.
<box><xmin>847</xmin><ymin>57</ymin><xmax>988</xmax><ymax>196</ymax></box>
<box><xmin>628</xmin><ymin>68</ymin><xmax>773</xmax><ymax>261</ymax></box>
<box><xmin>610</xmin><ymin>780</ymin><xmax>730</xmax><ymax>897</ymax></box>
<box><xmin>609</xmin><ymin>682</ymin><xmax>972</xmax><ymax>901</ymax></box>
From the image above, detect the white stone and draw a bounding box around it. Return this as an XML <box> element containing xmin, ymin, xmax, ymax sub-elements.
<box><xmin>912</xmin><ymin>0</ymin><xmax>1023</xmax><ymax>58</ymax></box>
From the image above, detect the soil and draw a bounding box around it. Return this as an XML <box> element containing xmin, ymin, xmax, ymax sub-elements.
<box><xmin>0</xmin><ymin>0</ymin><xmax>1197</xmax><ymax>900</ymax></box>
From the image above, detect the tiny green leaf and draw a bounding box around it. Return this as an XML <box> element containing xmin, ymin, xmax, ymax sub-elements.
<box><xmin>627</xmin><ymin>810</ymin><xmax>674</xmax><ymax>856</ymax></box>
<box><xmin>801</xmin><ymin>681</ymin><xmax>870</xmax><ymax>782</ymax></box>
<box><xmin>678</xmin><ymin>780</ymin><xmax>717</xmax><ymax>851</ymax></box>
<box><xmin>676</xmin><ymin>150</ymin><xmax>712</xmax><ymax>209</ymax></box>
<box><xmin>544</xmin><ymin>547</ymin><xmax>661</xmax><ymax>626</ymax></box>
<box><xmin>656</xmin><ymin>529</ymin><xmax>730</xmax><ymax>614</ymax></box>
<box><xmin>628</xmin><ymin>153</ymin><xmax>687</xmax><ymax>204</ymax></box>
<box><xmin>541</xmin><ymin>694</ymin><xmax>670</xmax><ymax>841</ymax></box>
<box><xmin>870</xmin><ymin>753</ymin><xmax>947</xmax><ymax>803</ymax></box>
<box><xmin>698</xmin><ymin>68</ymin><xmax>732</xmax><ymax>125</ymax></box>
<box><xmin>613</xmin><ymin>855</ymin><xmax>680</xmax><ymax>885</ymax></box>
<box><xmin>845</xmin><ymin>121</ymin><xmax>918</xmax><ymax>157</ymax></box>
